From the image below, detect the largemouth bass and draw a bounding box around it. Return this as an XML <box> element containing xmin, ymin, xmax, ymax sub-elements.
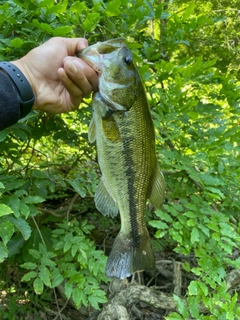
<box><xmin>78</xmin><ymin>39</ymin><xmax>165</xmax><ymax>279</ymax></box>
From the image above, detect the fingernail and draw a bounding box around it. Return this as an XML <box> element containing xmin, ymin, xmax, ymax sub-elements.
<box><xmin>69</xmin><ymin>61</ymin><xmax>78</xmax><ymax>73</ymax></box>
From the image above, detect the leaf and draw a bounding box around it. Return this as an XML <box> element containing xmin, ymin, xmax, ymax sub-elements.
<box><xmin>11</xmin><ymin>128</ymin><xmax>28</xmax><ymax>141</ymax></box>
<box><xmin>160</xmin><ymin>11</ymin><xmax>169</xmax><ymax>19</ymax></box>
<box><xmin>10</xmin><ymin>38</ymin><xmax>24</xmax><ymax>48</ymax></box>
<box><xmin>72</xmin><ymin>287</ymin><xmax>82</xmax><ymax>309</ymax></box>
<box><xmin>4</xmin><ymin>179</ymin><xmax>25</xmax><ymax>191</ymax></box>
<box><xmin>155</xmin><ymin>4</ymin><xmax>163</xmax><ymax>19</ymax></box>
<box><xmin>206</xmin><ymin>186</ymin><xmax>225</xmax><ymax>199</ymax></box>
<box><xmin>53</xmin><ymin>26</ymin><xmax>72</xmax><ymax>36</ymax></box>
<box><xmin>33</xmin><ymin>278</ymin><xmax>44</xmax><ymax>295</ymax></box>
<box><xmin>78</xmin><ymin>249</ymin><xmax>88</xmax><ymax>264</ymax></box>
<box><xmin>70</xmin><ymin>1</ymin><xmax>86</xmax><ymax>14</ymax></box>
<box><xmin>9</xmin><ymin>196</ymin><xmax>20</xmax><ymax>218</ymax></box>
<box><xmin>200</xmin><ymin>173</ymin><xmax>222</xmax><ymax>187</ymax></box>
<box><xmin>41</xmin><ymin>257</ymin><xmax>56</xmax><ymax>267</ymax></box>
<box><xmin>182</xmin><ymin>3</ymin><xmax>195</xmax><ymax>21</ymax></box>
<box><xmin>63</xmin><ymin>240</ymin><xmax>72</xmax><ymax>253</ymax></box>
<box><xmin>149</xmin><ymin>220</ymin><xmax>168</xmax><ymax>229</ymax></box>
<box><xmin>88</xmin><ymin>291</ymin><xmax>107</xmax><ymax>309</ymax></box>
<box><xmin>187</xmin><ymin>218</ymin><xmax>196</xmax><ymax>227</ymax></box>
<box><xmin>167</xmin><ymin>313</ymin><xmax>183</xmax><ymax>320</ymax></box>
<box><xmin>64</xmin><ymin>282</ymin><xmax>73</xmax><ymax>299</ymax></box>
<box><xmin>39</xmin><ymin>265</ymin><xmax>51</xmax><ymax>287</ymax></box>
<box><xmin>19</xmin><ymin>200</ymin><xmax>30</xmax><ymax>218</ymax></box>
<box><xmin>198</xmin><ymin>281</ymin><xmax>208</xmax><ymax>296</ymax></box>
<box><xmin>32</xmin><ymin>19</ymin><xmax>53</xmax><ymax>33</ymax></box>
<box><xmin>28</xmin><ymin>249</ymin><xmax>41</xmax><ymax>259</ymax></box>
<box><xmin>191</xmin><ymin>227</ymin><xmax>199</xmax><ymax>243</ymax></box>
<box><xmin>14</xmin><ymin>189</ymin><xmax>27</xmax><ymax>197</ymax></box>
<box><xmin>0</xmin><ymin>242</ymin><xmax>8</xmax><ymax>262</ymax></box>
<box><xmin>155</xmin><ymin>229</ymin><xmax>167</xmax><ymax>238</ymax></box>
<box><xmin>203</xmin><ymin>58</ymin><xmax>217</xmax><ymax>69</ymax></box>
<box><xmin>0</xmin><ymin>130</ymin><xmax>8</xmax><ymax>142</ymax></box>
<box><xmin>0</xmin><ymin>204</ymin><xmax>13</xmax><ymax>217</ymax></box>
<box><xmin>219</xmin><ymin>222</ymin><xmax>235</xmax><ymax>237</ymax></box>
<box><xmin>105</xmin><ymin>0</ymin><xmax>121</xmax><ymax>17</ymax></box>
<box><xmin>7</xmin><ymin>233</ymin><xmax>25</xmax><ymax>257</ymax></box>
<box><xmin>24</xmin><ymin>196</ymin><xmax>45</xmax><ymax>204</ymax></box>
<box><xmin>0</xmin><ymin>218</ymin><xmax>15</xmax><ymax>245</ymax></box>
<box><xmin>158</xmin><ymin>210</ymin><xmax>173</xmax><ymax>222</ymax></box>
<box><xmin>20</xmin><ymin>262</ymin><xmax>38</xmax><ymax>270</ymax></box>
<box><xmin>187</xmin><ymin>296</ymin><xmax>200</xmax><ymax>318</ymax></box>
<box><xmin>188</xmin><ymin>281</ymin><xmax>198</xmax><ymax>295</ymax></box>
<box><xmin>82</xmin><ymin>12</ymin><xmax>100</xmax><ymax>32</ymax></box>
<box><xmin>173</xmin><ymin>295</ymin><xmax>189</xmax><ymax>318</ymax></box>
<box><xmin>66</xmin><ymin>179</ymin><xmax>86</xmax><ymax>198</ymax></box>
<box><xmin>21</xmin><ymin>271</ymin><xmax>37</xmax><ymax>282</ymax></box>
<box><xmin>39</xmin><ymin>243</ymin><xmax>47</xmax><ymax>255</ymax></box>
<box><xmin>6</xmin><ymin>216</ymin><xmax>31</xmax><ymax>240</ymax></box>
<box><xmin>51</xmin><ymin>272</ymin><xmax>64</xmax><ymax>288</ymax></box>
<box><xmin>88</xmin><ymin>295</ymin><xmax>100</xmax><ymax>310</ymax></box>
<box><xmin>170</xmin><ymin>228</ymin><xmax>182</xmax><ymax>242</ymax></box>
<box><xmin>71</xmin><ymin>244</ymin><xmax>78</xmax><ymax>257</ymax></box>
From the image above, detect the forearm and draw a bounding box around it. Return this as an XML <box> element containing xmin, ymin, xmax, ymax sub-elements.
<box><xmin>0</xmin><ymin>71</ymin><xmax>21</xmax><ymax>131</ymax></box>
<box><xmin>0</xmin><ymin>62</ymin><xmax>35</xmax><ymax>131</ymax></box>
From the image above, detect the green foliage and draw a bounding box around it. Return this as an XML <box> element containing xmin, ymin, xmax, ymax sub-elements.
<box><xmin>20</xmin><ymin>220</ymin><xmax>108</xmax><ymax>309</ymax></box>
<box><xmin>0</xmin><ymin>0</ymin><xmax>239</xmax><ymax>318</ymax></box>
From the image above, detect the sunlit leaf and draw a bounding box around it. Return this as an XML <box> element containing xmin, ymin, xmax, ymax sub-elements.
<box><xmin>53</xmin><ymin>26</ymin><xmax>72</xmax><ymax>36</ymax></box>
<box><xmin>182</xmin><ymin>3</ymin><xmax>195</xmax><ymax>21</ymax></box>
<box><xmin>0</xmin><ymin>204</ymin><xmax>13</xmax><ymax>217</ymax></box>
<box><xmin>82</xmin><ymin>13</ymin><xmax>100</xmax><ymax>32</ymax></box>
<box><xmin>188</xmin><ymin>281</ymin><xmax>199</xmax><ymax>295</ymax></box>
<box><xmin>10</xmin><ymin>38</ymin><xmax>24</xmax><ymax>48</ymax></box>
<box><xmin>0</xmin><ymin>218</ymin><xmax>14</xmax><ymax>245</ymax></box>
<box><xmin>105</xmin><ymin>0</ymin><xmax>121</xmax><ymax>16</ymax></box>
<box><xmin>33</xmin><ymin>278</ymin><xmax>44</xmax><ymax>295</ymax></box>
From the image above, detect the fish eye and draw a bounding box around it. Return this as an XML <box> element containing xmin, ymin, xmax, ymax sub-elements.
<box><xmin>124</xmin><ymin>56</ymin><xmax>132</xmax><ymax>66</ymax></box>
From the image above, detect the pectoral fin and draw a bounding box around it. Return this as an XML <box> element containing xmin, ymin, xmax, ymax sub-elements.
<box><xmin>88</xmin><ymin>117</ymin><xmax>96</xmax><ymax>143</ymax></box>
<box><xmin>95</xmin><ymin>176</ymin><xmax>119</xmax><ymax>217</ymax></box>
<box><xmin>149</xmin><ymin>165</ymin><xmax>166</xmax><ymax>210</ymax></box>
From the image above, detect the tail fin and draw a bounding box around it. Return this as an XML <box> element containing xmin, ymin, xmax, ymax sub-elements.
<box><xmin>106</xmin><ymin>232</ymin><xmax>155</xmax><ymax>279</ymax></box>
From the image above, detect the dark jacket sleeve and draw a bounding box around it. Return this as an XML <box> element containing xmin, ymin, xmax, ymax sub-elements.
<box><xmin>0</xmin><ymin>71</ymin><xmax>21</xmax><ymax>131</ymax></box>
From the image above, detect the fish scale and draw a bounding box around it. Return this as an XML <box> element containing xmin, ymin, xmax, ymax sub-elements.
<box><xmin>78</xmin><ymin>39</ymin><xmax>166</xmax><ymax>279</ymax></box>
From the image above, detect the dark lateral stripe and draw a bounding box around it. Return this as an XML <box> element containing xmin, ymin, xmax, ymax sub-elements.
<box><xmin>122</xmin><ymin>127</ymin><xmax>141</xmax><ymax>246</ymax></box>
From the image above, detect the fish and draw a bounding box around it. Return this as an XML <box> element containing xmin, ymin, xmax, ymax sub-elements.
<box><xmin>77</xmin><ymin>38</ymin><xmax>165</xmax><ymax>279</ymax></box>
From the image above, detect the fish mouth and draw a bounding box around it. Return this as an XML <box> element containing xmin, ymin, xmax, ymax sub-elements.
<box><xmin>76</xmin><ymin>38</ymin><xmax>125</xmax><ymax>74</ymax></box>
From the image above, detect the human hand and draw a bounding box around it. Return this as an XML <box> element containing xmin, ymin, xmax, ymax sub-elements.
<box><xmin>12</xmin><ymin>37</ymin><xmax>98</xmax><ymax>114</ymax></box>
